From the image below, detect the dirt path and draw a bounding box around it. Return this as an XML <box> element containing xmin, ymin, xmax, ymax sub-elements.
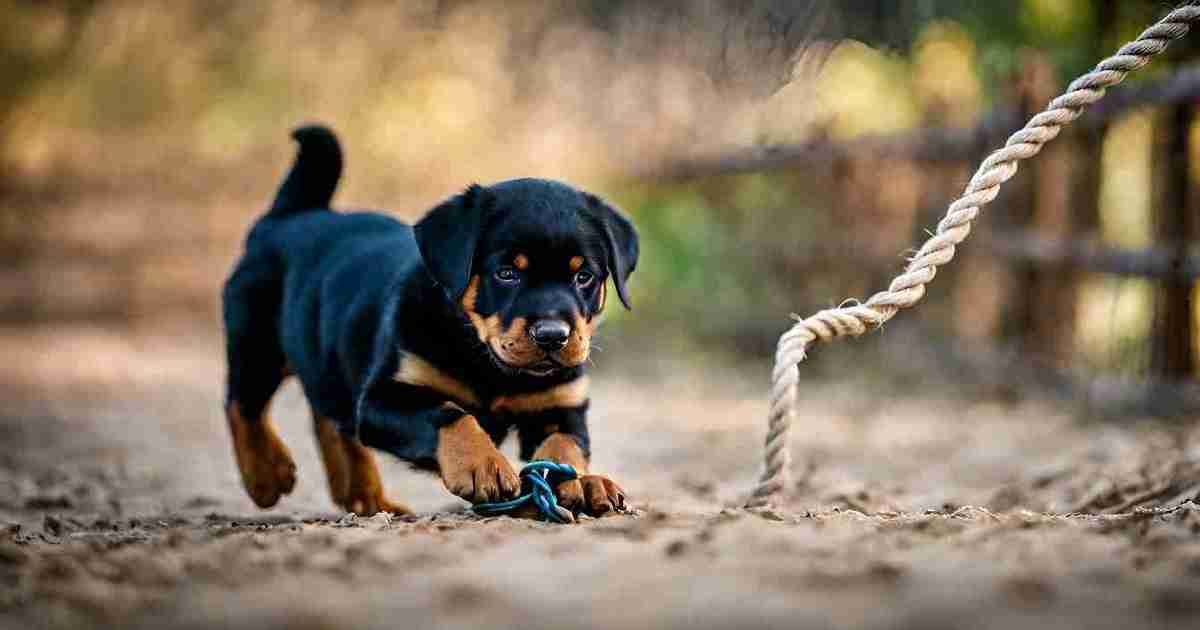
<box><xmin>3</xmin><ymin>329</ymin><xmax>1200</xmax><ymax>629</ymax></box>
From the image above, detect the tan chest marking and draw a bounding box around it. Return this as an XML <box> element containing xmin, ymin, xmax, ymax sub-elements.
<box><xmin>393</xmin><ymin>354</ymin><xmax>480</xmax><ymax>407</ymax></box>
<box><xmin>490</xmin><ymin>376</ymin><xmax>590</xmax><ymax>414</ymax></box>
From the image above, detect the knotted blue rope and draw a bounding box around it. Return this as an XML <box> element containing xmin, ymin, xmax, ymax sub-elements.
<box><xmin>472</xmin><ymin>460</ymin><xmax>578</xmax><ymax>523</ymax></box>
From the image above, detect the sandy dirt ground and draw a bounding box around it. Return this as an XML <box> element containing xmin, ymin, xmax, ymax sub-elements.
<box><xmin>3</xmin><ymin>326</ymin><xmax>1200</xmax><ymax>630</ymax></box>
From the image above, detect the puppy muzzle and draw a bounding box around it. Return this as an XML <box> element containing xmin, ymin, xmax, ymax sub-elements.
<box><xmin>528</xmin><ymin>318</ymin><xmax>570</xmax><ymax>352</ymax></box>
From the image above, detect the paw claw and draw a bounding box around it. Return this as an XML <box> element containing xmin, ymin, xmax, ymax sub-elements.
<box><xmin>499</xmin><ymin>468</ymin><xmax>521</xmax><ymax>497</ymax></box>
<box><xmin>579</xmin><ymin>474</ymin><xmax>628</xmax><ymax>517</ymax></box>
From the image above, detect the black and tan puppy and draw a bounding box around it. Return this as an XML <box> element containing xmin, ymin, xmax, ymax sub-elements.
<box><xmin>222</xmin><ymin>125</ymin><xmax>636</xmax><ymax>517</ymax></box>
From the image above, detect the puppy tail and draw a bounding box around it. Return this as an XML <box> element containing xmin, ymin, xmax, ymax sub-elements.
<box><xmin>268</xmin><ymin>124</ymin><xmax>343</xmax><ymax>217</ymax></box>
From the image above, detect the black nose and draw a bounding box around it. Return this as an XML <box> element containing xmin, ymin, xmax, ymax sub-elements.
<box><xmin>528</xmin><ymin>319</ymin><xmax>570</xmax><ymax>351</ymax></box>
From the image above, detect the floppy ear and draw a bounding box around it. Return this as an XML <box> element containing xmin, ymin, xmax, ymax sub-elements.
<box><xmin>583</xmin><ymin>193</ymin><xmax>639</xmax><ymax>310</ymax></box>
<box><xmin>414</xmin><ymin>184</ymin><xmax>492</xmax><ymax>301</ymax></box>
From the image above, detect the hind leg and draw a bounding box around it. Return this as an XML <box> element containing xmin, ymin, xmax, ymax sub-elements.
<box><xmin>223</xmin><ymin>257</ymin><xmax>297</xmax><ymax>509</ymax></box>
<box><xmin>227</xmin><ymin>401</ymin><xmax>296</xmax><ymax>508</ymax></box>
<box><xmin>313</xmin><ymin>413</ymin><xmax>411</xmax><ymax>515</ymax></box>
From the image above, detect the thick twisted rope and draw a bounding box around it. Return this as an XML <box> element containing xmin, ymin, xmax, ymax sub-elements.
<box><xmin>747</xmin><ymin>3</ymin><xmax>1200</xmax><ymax>508</ymax></box>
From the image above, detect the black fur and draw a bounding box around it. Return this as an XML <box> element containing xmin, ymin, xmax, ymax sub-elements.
<box><xmin>583</xmin><ymin>192</ymin><xmax>638</xmax><ymax>309</ymax></box>
<box><xmin>269</xmin><ymin>125</ymin><xmax>342</xmax><ymax>216</ymax></box>
<box><xmin>223</xmin><ymin>125</ymin><xmax>638</xmax><ymax>474</ymax></box>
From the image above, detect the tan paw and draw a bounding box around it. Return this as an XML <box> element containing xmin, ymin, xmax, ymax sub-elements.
<box><xmin>344</xmin><ymin>489</ymin><xmax>412</xmax><ymax>516</ymax></box>
<box><xmin>528</xmin><ymin>433</ymin><xmax>590</xmax><ymax>512</ymax></box>
<box><xmin>441</xmin><ymin>450</ymin><xmax>520</xmax><ymax>504</ymax></box>
<box><xmin>228</xmin><ymin>405</ymin><xmax>297</xmax><ymax>509</ymax></box>
<box><xmin>437</xmin><ymin>415</ymin><xmax>520</xmax><ymax>503</ymax></box>
<box><xmin>316</xmin><ymin>416</ymin><xmax>413</xmax><ymax>516</ymax></box>
<box><xmin>579</xmin><ymin>474</ymin><xmax>627</xmax><ymax>516</ymax></box>
<box><xmin>506</xmin><ymin>478</ymin><xmax>584</xmax><ymax>521</ymax></box>
<box><xmin>554</xmin><ymin>478</ymin><xmax>585</xmax><ymax>511</ymax></box>
<box><xmin>343</xmin><ymin>445</ymin><xmax>410</xmax><ymax>515</ymax></box>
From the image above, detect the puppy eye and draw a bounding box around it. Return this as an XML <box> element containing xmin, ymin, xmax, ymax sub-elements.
<box><xmin>574</xmin><ymin>270</ymin><xmax>595</xmax><ymax>288</ymax></box>
<box><xmin>495</xmin><ymin>266</ymin><xmax>520</xmax><ymax>283</ymax></box>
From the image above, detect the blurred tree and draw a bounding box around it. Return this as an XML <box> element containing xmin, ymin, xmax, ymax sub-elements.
<box><xmin>822</xmin><ymin>1</ymin><xmax>1184</xmax><ymax>94</ymax></box>
<box><xmin>0</xmin><ymin>0</ymin><xmax>98</xmax><ymax>190</ymax></box>
<box><xmin>577</xmin><ymin>0</ymin><xmax>834</xmax><ymax>100</ymax></box>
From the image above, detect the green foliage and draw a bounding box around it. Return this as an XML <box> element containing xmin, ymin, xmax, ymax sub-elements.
<box><xmin>608</xmin><ymin>172</ymin><xmax>835</xmax><ymax>352</ymax></box>
<box><xmin>611</xmin><ymin>186</ymin><xmax>733</xmax><ymax>329</ymax></box>
<box><xmin>1</xmin><ymin>0</ymin><xmax>1187</xmax><ymax>367</ymax></box>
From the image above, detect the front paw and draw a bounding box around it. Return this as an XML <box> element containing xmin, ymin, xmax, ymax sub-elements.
<box><xmin>572</xmin><ymin>474</ymin><xmax>627</xmax><ymax>516</ymax></box>
<box><xmin>442</xmin><ymin>450</ymin><xmax>520</xmax><ymax>503</ymax></box>
<box><xmin>437</xmin><ymin>415</ymin><xmax>520</xmax><ymax>503</ymax></box>
<box><xmin>553</xmin><ymin>478</ymin><xmax>585</xmax><ymax>512</ymax></box>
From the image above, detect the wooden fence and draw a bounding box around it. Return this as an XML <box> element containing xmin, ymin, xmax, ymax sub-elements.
<box><xmin>0</xmin><ymin>56</ymin><xmax>1196</xmax><ymax>390</ymax></box>
<box><xmin>648</xmin><ymin>57</ymin><xmax>1200</xmax><ymax>383</ymax></box>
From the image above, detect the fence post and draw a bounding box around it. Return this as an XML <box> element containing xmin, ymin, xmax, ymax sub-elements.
<box><xmin>1150</xmin><ymin>103</ymin><xmax>1196</xmax><ymax>380</ymax></box>
<box><xmin>1023</xmin><ymin>53</ymin><xmax>1077</xmax><ymax>365</ymax></box>
<box><xmin>998</xmin><ymin>52</ymin><xmax>1070</xmax><ymax>362</ymax></box>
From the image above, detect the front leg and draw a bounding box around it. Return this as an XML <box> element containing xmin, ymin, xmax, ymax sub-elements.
<box><xmin>517</xmin><ymin>410</ymin><xmax>627</xmax><ymax>516</ymax></box>
<box><xmin>357</xmin><ymin>379</ymin><xmax>520</xmax><ymax>505</ymax></box>
<box><xmin>436</xmin><ymin>405</ymin><xmax>521</xmax><ymax>503</ymax></box>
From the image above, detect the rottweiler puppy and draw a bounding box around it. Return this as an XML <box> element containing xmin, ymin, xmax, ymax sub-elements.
<box><xmin>222</xmin><ymin>125</ymin><xmax>637</xmax><ymax>517</ymax></box>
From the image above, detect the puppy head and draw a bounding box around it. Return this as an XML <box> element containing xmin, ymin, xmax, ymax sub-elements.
<box><xmin>414</xmin><ymin>178</ymin><xmax>638</xmax><ymax>376</ymax></box>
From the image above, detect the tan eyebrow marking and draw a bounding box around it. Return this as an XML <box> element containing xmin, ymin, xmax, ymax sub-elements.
<box><xmin>489</xmin><ymin>376</ymin><xmax>590</xmax><ymax>414</ymax></box>
<box><xmin>394</xmin><ymin>354</ymin><xmax>480</xmax><ymax>407</ymax></box>
<box><xmin>569</xmin><ymin>256</ymin><xmax>585</xmax><ymax>272</ymax></box>
<box><xmin>514</xmin><ymin>253</ymin><xmax>530</xmax><ymax>270</ymax></box>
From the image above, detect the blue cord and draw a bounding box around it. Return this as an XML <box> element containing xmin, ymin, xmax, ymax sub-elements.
<box><xmin>472</xmin><ymin>460</ymin><xmax>578</xmax><ymax>523</ymax></box>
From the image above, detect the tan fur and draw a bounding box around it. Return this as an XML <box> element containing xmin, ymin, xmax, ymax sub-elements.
<box><xmin>314</xmin><ymin>413</ymin><xmax>350</xmax><ymax>505</ymax></box>
<box><xmin>569</xmin><ymin>256</ymin><xmax>584</xmax><ymax>272</ymax></box>
<box><xmin>313</xmin><ymin>414</ymin><xmax>410</xmax><ymax>515</ymax></box>
<box><xmin>559</xmin><ymin>312</ymin><xmax>594</xmax><ymax>367</ymax></box>
<box><xmin>514</xmin><ymin>253</ymin><xmax>530</xmax><ymax>270</ymax></box>
<box><xmin>578</xmin><ymin>474</ymin><xmax>626</xmax><ymax>515</ymax></box>
<box><xmin>436</xmin><ymin>413</ymin><xmax>520</xmax><ymax>503</ymax></box>
<box><xmin>226</xmin><ymin>402</ymin><xmax>296</xmax><ymax>508</ymax></box>
<box><xmin>393</xmin><ymin>354</ymin><xmax>480</xmax><ymax>407</ymax></box>
<box><xmin>492</xmin><ymin>316</ymin><xmax>545</xmax><ymax>367</ymax></box>
<box><xmin>461</xmin><ymin>275</ymin><xmax>548</xmax><ymax>369</ymax></box>
<box><xmin>531</xmin><ymin>433</ymin><xmax>589</xmax><ymax>472</ymax></box>
<box><xmin>342</xmin><ymin>433</ymin><xmax>409</xmax><ymax>515</ymax></box>
<box><xmin>461</xmin><ymin>272</ymin><xmax>597</xmax><ymax>370</ymax></box>
<box><xmin>490</xmin><ymin>377</ymin><xmax>590</xmax><ymax>414</ymax></box>
<box><xmin>461</xmin><ymin>275</ymin><xmax>512</xmax><ymax>350</ymax></box>
<box><xmin>461</xmin><ymin>275</ymin><xmax>489</xmax><ymax>342</ymax></box>
<box><xmin>529</xmin><ymin>432</ymin><xmax>589</xmax><ymax>512</ymax></box>
<box><xmin>531</xmin><ymin>430</ymin><xmax>626</xmax><ymax>516</ymax></box>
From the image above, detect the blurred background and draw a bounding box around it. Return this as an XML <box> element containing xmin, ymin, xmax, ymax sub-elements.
<box><xmin>7</xmin><ymin>6</ymin><xmax>1200</xmax><ymax>627</ymax></box>
<box><xmin>1</xmin><ymin>0</ymin><xmax>1198</xmax><ymax>414</ymax></box>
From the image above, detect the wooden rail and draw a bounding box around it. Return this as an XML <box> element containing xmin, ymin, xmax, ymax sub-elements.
<box><xmin>986</xmin><ymin>231</ymin><xmax>1200</xmax><ymax>280</ymax></box>
<box><xmin>646</xmin><ymin>68</ymin><xmax>1200</xmax><ymax>181</ymax></box>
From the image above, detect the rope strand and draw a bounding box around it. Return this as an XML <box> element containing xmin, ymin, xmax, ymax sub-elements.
<box><xmin>747</xmin><ymin>3</ymin><xmax>1200</xmax><ymax>508</ymax></box>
